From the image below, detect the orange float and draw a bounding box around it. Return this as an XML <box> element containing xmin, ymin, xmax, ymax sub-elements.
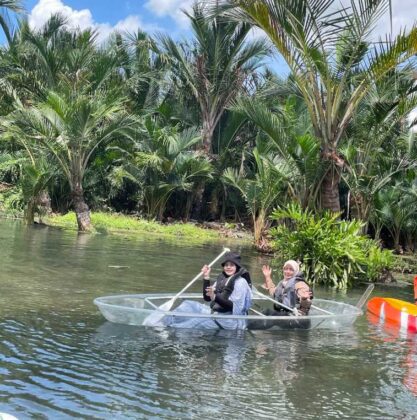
<box><xmin>367</xmin><ymin>275</ymin><xmax>417</xmax><ymax>333</ymax></box>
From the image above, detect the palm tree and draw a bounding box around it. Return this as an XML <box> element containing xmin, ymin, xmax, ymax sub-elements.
<box><xmin>341</xmin><ymin>69</ymin><xmax>417</xmax><ymax>230</ymax></box>
<box><xmin>5</xmin><ymin>85</ymin><xmax>134</xmax><ymax>231</ymax></box>
<box><xmin>161</xmin><ymin>2</ymin><xmax>268</xmax><ymax>155</ymax></box>
<box><xmin>219</xmin><ymin>0</ymin><xmax>417</xmax><ymax>212</ymax></box>
<box><xmin>111</xmin><ymin>30</ymin><xmax>169</xmax><ymax>115</ymax></box>
<box><xmin>234</xmin><ymin>92</ymin><xmax>322</xmax><ymax>209</ymax></box>
<box><xmin>159</xmin><ymin>2</ymin><xmax>268</xmax><ymax>217</ymax></box>
<box><xmin>375</xmin><ymin>184</ymin><xmax>417</xmax><ymax>252</ymax></box>
<box><xmin>0</xmin><ymin>0</ymin><xmax>22</xmax><ymax>44</ymax></box>
<box><xmin>223</xmin><ymin>145</ymin><xmax>289</xmax><ymax>244</ymax></box>
<box><xmin>129</xmin><ymin>118</ymin><xmax>213</xmax><ymax>220</ymax></box>
<box><xmin>1</xmin><ymin>20</ymin><xmax>135</xmax><ymax>231</ymax></box>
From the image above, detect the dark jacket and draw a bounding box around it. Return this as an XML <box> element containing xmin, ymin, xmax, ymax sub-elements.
<box><xmin>203</xmin><ymin>268</ymin><xmax>252</xmax><ymax>313</ymax></box>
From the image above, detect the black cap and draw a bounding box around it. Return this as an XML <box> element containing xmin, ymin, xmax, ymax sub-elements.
<box><xmin>220</xmin><ymin>252</ymin><xmax>242</xmax><ymax>269</ymax></box>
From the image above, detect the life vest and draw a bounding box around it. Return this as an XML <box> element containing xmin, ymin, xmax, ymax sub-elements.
<box><xmin>210</xmin><ymin>268</ymin><xmax>252</xmax><ymax>313</ymax></box>
<box><xmin>274</xmin><ymin>273</ymin><xmax>312</xmax><ymax>314</ymax></box>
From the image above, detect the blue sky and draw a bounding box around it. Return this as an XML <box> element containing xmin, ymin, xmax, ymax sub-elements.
<box><xmin>22</xmin><ymin>0</ymin><xmax>193</xmax><ymax>39</ymax></box>
<box><xmin>2</xmin><ymin>0</ymin><xmax>417</xmax><ymax>78</ymax></box>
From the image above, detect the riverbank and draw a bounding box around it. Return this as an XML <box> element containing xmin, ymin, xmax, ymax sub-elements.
<box><xmin>44</xmin><ymin>212</ymin><xmax>253</xmax><ymax>243</ymax></box>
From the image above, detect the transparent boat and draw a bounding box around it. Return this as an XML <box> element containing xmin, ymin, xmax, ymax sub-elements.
<box><xmin>94</xmin><ymin>293</ymin><xmax>362</xmax><ymax>330</ymax></box>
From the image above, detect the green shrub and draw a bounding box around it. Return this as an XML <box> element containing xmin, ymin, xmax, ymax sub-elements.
<box><xmin>269</xmin><ymin>203</ymin><xmax>394</xmax><ymax>287</ymax></box>
<box><xmin>0</xmin><ymin>188</ymin><xmax>24</xmax><ymax>217</ymax></box>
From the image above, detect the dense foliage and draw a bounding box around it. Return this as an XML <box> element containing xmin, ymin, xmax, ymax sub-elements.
<box><xmin>1</xmin><ymin>1</ymin><xmax>417</xmax><ymax>285</ymax></box>
<box><xmin>269</xmin><ymin>204</ymin><xmax>394</xmax><ymax>287</ymax></box>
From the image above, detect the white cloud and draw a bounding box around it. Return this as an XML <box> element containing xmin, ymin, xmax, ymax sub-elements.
<box><xmin>145</xmin><ymin>0</ymin><xmax>193</xmax><ymax>29</ymax></box>
<box><xmin>378</xmin><ymin>0</ymin><xmax>417</xmax><ymax>37</ymax></box>
<box><xmin>143</xmin><ymin>0</ymin><xmax>417</xmax><ymax>35</ymax></box>
<box><xmin>28</xmin><ymin>0</ymin><xmax>158</xmax><ymax>43</ymax></box>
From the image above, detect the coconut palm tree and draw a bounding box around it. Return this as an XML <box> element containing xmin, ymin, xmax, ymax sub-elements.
<box><xmin>218</xmin><ymin>0</ymin><xmax>417</xmax><ymax>212</ymax></box>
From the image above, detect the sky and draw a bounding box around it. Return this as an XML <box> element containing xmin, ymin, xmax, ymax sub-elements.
<box><xmin>1</xmin><ymin>0</ymin><xmax>416</xmax><ymax>77</ymax></box>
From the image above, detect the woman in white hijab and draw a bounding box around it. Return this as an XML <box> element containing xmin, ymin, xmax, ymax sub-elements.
<box><xmin>261</xmin><ymin>260</ymin><xmax>312</xmax><ymax>315</ymax></box>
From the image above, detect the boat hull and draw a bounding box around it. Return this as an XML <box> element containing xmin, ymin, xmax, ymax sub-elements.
<box><xmin>94</xmin><ymin>293</ymin><xmax>362</xmax><ymax>331</ymax></box>
<box><xmin>367</xmin><ymin>297</ymin><xmax>417</xmax><ymax>333</ymax></box>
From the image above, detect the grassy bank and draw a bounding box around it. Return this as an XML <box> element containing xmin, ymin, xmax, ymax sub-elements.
<box><xmin>46</xmin><ymin>212</ymin><xmax>251</xmax><ymax>243</ymax></box>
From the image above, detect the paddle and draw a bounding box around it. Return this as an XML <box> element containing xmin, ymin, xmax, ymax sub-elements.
<box><xmin>253</xmin><ymin>286</ymin><xmax>334</xmax><ymax>315</ymax></box>
<box><xmin>252</xmin><ymin>286</ymin><xmax>299</xmax><ymax>315</ymax></box>
<box><xmin>143</xmin><ymin>247</ymin><xmax>231</xmax><ymax>326</ymax></box>
<box><xmin>356</xmin><ymin>283</ymin><xmax>375</xmax><ymax>309</ymax></box>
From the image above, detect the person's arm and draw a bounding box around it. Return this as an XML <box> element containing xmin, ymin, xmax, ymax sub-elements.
<box><xmin>295</xmin><ymin>281</ymin><xmax>312</xmax><ymax>315</ymax></box>
<box><xmin>202</xmin><ymin>265</ymin><xmax>212</xmax><ymax>301</ymax></box>
<box><xmin>295</xmin><ymin>281</ymin><xmax>312</xmax><ymax>300</ymax></box>
<box><xmin>262</xmin><ymin>265</ymin><xmax>276</xmax><ymax>296</ymax></box>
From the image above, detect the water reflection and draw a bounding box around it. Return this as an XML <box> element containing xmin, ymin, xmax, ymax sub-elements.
<box><xmin>367</xmin><ymin>311</ymin><xmax>417</xmax><ymax>399</ymax></box>
<box><xmin>1</xmin><ymin>220</ymin><xmax>416</xmax><ymax>419</ymax></box>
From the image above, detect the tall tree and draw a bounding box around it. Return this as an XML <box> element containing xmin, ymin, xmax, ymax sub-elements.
<box><xmin>160</xmin><ymin>3</ymin><xmax>267</xmax><ymax>155</ymax></box>
<box><xmin>2</xmin><ymin>21</ymin><xmax>135</xmax><ymax>231</ymax></box>
<box><xmin>219</xmin><ymin>0</ymin><xmax>417</xmax><ymax>212</ymax></box>
<box><xmin>159</xmin><ymin>2</ymin><xmax>268</xmax><ymax>217</ymax></box>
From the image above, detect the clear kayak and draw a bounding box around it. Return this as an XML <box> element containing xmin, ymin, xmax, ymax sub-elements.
<box><xmin>94</xmin><ymin>293</ymin><xmax>362</xmax><ymax>330</ymax></box>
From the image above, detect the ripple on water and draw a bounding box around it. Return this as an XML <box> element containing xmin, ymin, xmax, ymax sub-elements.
<box><xmin>1</xmin><ymin>221</ymin><xmax>417</xmax><ymax>419</ymax></box>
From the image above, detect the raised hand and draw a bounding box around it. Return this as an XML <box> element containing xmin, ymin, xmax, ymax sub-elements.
<box><xmin>262</xmin><ymin>264</ymin><xmax>273</xmax><ymax>280</ymax></box>
<box><xmin>201</xmin><ymin>264</ymin><xmax>211</xmax><ymax>279</ymax></box>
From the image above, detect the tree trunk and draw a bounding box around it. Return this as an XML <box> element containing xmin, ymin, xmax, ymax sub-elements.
<box><xmin>253</xmin><ymin>210</ymin><xmax>266</xmax><ymax>245</ymax></box>
<box><xmin>191</xmin><ymin>183</ymin><xmax>205</xmax><ymax>221</ymax></box>
<box><xmin>202</xmin><ymin>120</ymin><xmax>215</xmax><ymax>155</ymax></box>
<box><xmin>25</xmin><ymin>200</ymin><xmax>35</xmax><ymax>225</ymax></box>
<box><xmin>191</xmin><ymin>121</ymin><xmax>215</xmax><ymax>220</ymax></box>
<box><xmin>208</xmin><ymin>186</ymin><xmax>220</xmax><ymax>221</ymax></box>
<box><xmin>220</xmin><ymin>187</ymin><xmax>227</xmax><ymax>223</ymax></box>
<box><xmin>349</xmin><ymin>193</ymin><xmax>369</xmax><ymax>233</ymax></box>
<box><xmin>184</xmin><ymin>194</ymin><xmax>193</xmax><ymax>222</ymax></box>
<box><xmin>36</xmin><ymin>190</ymin><xmax>52</xmax><ymax>223</ymax></box>
<box><xmin>394</xmin><ymin>229</ymin><xmax>401</xmax><ymax>254</ymax></box>
<box><xmin>320</xmin><ymin>166</ymin><xmax>341</xmax><ymax>212</ymax></box>
<box><xmin>72</xmin><ymin>186</ymin><xmax>91</xmax><ymax>232</ymax></box>
<box><xmin>320</xmin><ymin>146</ymin><xmax>344</xmax><ymax>213</ymax></box>
<box><xmin>405</xmin><ymin>233</ymin><xmax>415</xmax><ymax>253</ymax></box>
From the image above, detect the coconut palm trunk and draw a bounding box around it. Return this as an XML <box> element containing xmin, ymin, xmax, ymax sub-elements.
<box><xmin>72</xmin><ymin>185</ymin><xmax>91</xmax><ymax>232</ymax></box>
<box><xmin>320</xmin><ymin>165</ymin><xmax>342</xmax><ymax>213</ymax></box>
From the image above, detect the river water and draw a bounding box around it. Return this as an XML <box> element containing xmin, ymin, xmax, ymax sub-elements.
<box><xmin>0</xmin><ymin>220</ymin><xmax>416</xmax><ymax>419</ymax></box>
